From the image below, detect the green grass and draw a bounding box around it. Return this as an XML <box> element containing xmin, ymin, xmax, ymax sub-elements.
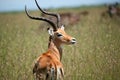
<box><xmin>0</xmin><ymin>6</ymin><xmax>120</xmax><ymax>80</ymax></box>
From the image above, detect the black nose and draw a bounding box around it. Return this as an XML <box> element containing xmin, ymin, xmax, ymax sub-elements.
<box><xmin>71</xmin><ymin>38</ymin><xmax>76</xmax><ymax>44</ymax></box>
<box><xmin>72</xmin><ymin>38</ymin><xmax>76</xmax><ymax>41</ymax></box>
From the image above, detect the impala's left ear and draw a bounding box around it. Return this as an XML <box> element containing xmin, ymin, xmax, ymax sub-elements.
<box><xmin>61</xmin><ymin>25</ymin><xmax>65</xmax><ymax>30</ymax></box>
<box><xmin>47</xmin><ymin>28</ymin><xmax>54</xmax><ymax>36</ymax></box>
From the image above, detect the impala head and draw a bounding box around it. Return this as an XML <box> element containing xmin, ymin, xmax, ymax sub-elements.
<box><xmin>25</xmin><ymin>0</ymin><xmax>76</xmax><ymax>45</ymax></box>
<box><xmin>48</xmin><ymin>25</ymin><xmax>76</xmax><ymax>45</ymax></box>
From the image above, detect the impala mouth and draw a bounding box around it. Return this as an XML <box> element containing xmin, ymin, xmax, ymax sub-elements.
<box><xmin>71</xmin><ymin>41</ymin><xmax>76</xmax><ymax>44</ymax></box>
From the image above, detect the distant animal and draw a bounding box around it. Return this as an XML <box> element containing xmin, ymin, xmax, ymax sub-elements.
<box><xmin>60</xmin><ymin>12</ymin><xmax>80</xmax><ymax>26</ymax></box>
<box><xmin>41</xmin><ymin>10</ymin><xmax>89</xmax><ymax>27</ymax></box>
<box><xmin>108</xmin><ymin>3</ymin><xmax>120</xmax><ymax>17</ymax></box>
<box><xmin>102</xmin><ymin>2</ymin><xmax>120</xmax><ymax>18</ymax></box>
<box><xmin>41</xmin><ymin>11</ymin><xmax>80</xmax><ymax>26</ymax></box>
<box><xmin>25</xmin><ymin>0</ymin><xmax>76</xmax><ymax>80</ymax></box>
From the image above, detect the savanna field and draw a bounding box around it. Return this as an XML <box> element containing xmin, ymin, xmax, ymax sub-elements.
<box><xmin>0</xmin><ymin>6</ymin><xmax>120</xmax><ymax>80</ymax></box>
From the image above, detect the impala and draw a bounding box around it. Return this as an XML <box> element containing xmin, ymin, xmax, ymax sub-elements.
<box><xmin>107</xmin><ymin>3</ymin><xmax>120</xmax><ymax>17</ymax></box>
<box><xmin>25</xmin><ymin>0</ymin><xmax>76</xmax><ymax>80</ymax></box>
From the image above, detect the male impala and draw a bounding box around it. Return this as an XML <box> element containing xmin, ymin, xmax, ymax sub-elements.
<box><xmin>25</xmin><ymin>0</ymin><xmax>76</xmax><ymax>80</ymax></box>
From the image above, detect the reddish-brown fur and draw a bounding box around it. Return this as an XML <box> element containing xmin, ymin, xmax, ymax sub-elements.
<box><xmin>25</xmin><ymin>0</ymin><xmax>76</xmax><ymax>79</ymax></box>
<box><xmin>33</xmin><ymin>27</ymin><xmax>76</xmax><ymax>80</ymax></box>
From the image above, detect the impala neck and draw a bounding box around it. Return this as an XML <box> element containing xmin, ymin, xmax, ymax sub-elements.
<box><xmin>48</xmin><ymin>36</ymin><xmax>62</xmax><ymax>61</ymax></box>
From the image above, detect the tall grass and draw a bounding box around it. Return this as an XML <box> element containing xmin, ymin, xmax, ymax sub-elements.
<box><xmin>0</xmin><ymin>6</ymin><xmax>120</xmax><ymax>80</ymax></box>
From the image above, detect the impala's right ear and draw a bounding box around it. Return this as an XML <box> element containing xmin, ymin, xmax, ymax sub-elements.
<box><xmin>47</xmin><ymin>28</ymin><xmax>54</xmax><ymax>36</ymax></box>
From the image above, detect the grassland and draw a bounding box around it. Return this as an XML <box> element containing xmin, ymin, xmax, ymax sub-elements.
<box><xmin>0</xmin><ymin>6</ymin><xmax>120</xmax><ymax>80</ymax></box>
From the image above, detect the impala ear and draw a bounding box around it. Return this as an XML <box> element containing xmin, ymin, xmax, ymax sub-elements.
<box><xmin>61</xmin><ymin>25</ymin><xmax>65</xmax><ymax>30</ymax></box>
<box><xmin>47</xmin><ymin>28</ymin><xmax>54</xmax><ymax>36</ymax></box>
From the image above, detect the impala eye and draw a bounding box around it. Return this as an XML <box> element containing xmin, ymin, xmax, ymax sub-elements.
<box><xmin>57</xmin><ymin>33</ymin><xmax>63</xmax><ymax>37</ymax></box>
